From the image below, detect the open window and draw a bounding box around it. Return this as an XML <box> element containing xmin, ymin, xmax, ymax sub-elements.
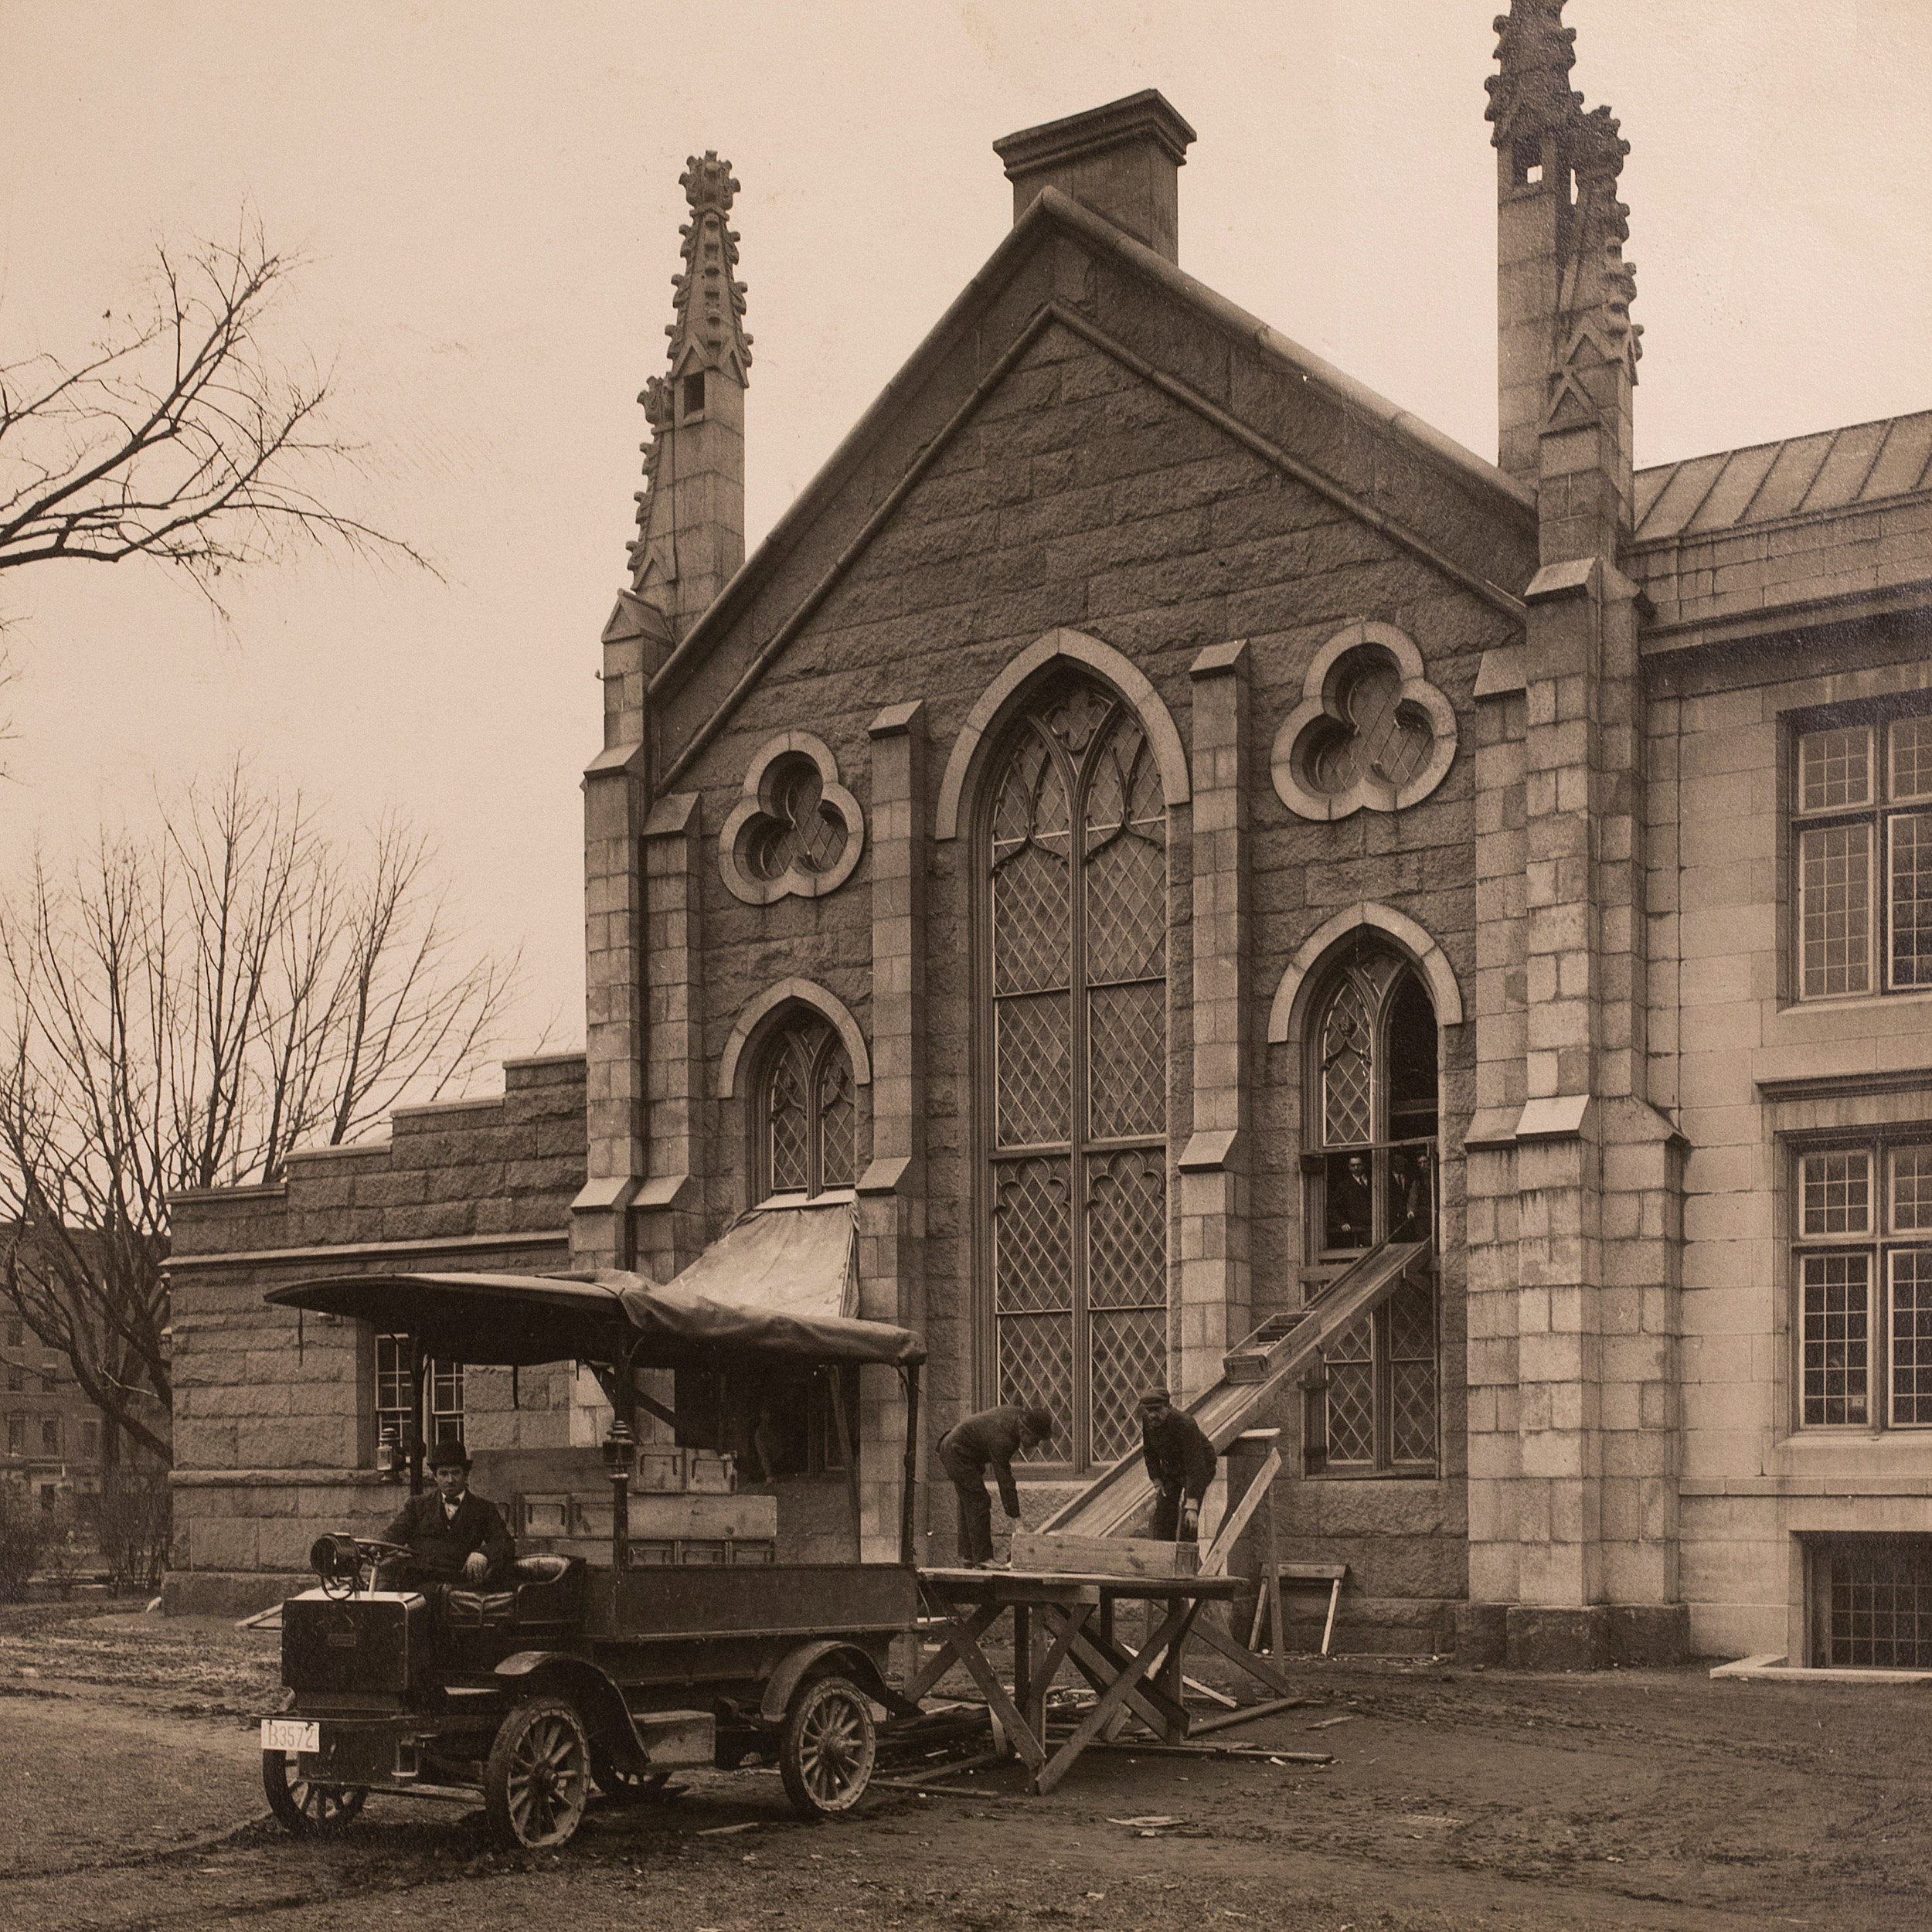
<box><xmin>1301</xmin><ymin>946</ymin><xmax>1440</xmax><ymax>1477</ymax></box>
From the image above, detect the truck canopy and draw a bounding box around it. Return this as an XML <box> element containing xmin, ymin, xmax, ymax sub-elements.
<box><xmin>266</xmin><ymin>1210</ymin><xmax>925</xmax><ymax>1372</ymax></box>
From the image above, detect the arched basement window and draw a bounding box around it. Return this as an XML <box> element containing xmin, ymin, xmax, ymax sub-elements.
<box><xmin>982</xmin><ymin>674</ymin><xmax>1168</xmax><ymax>1472</ymax></box>
<box><xmin>757</xmin><ymin>1015</ymin><xmax>855</xmax><ymax>1200</ymax></box>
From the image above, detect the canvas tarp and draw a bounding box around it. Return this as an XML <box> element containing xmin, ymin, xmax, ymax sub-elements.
<box><xmin>265</xmin><ymin>1204</ymin><xmax>923</xmax><ymax>1369</ymax></box>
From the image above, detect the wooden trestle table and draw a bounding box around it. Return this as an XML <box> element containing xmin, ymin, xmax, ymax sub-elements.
<box><xmin>909</xmin><ymin>1566</ymin><xmax>1262</xmax><ymax>1794</ymax></box>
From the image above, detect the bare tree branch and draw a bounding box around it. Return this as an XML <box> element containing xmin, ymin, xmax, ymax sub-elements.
<box><xmin>0</xmin><ymin>214</ymin><xmax>434</xmax><ymax>623</ymax></box>
<box><xmin>0</xmin><ymin>766</ymin><xmax>524</xmax><ymax>1461</ymax></box>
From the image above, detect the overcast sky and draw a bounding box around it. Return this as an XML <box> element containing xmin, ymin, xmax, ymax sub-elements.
<box><xmin>2</xmin><ymin>0</ymin><xmax>1927</xmax><ymax>1066</ymax></box>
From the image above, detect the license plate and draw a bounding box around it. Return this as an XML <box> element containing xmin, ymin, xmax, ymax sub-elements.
<box><xmin>261</xmin><ymin>1719</ymin><xmax>320</xmax><ymax>1753</ymax></box>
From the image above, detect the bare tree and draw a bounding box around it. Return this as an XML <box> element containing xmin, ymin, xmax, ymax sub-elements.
<box><xmin>0</xmin><ymin>765</ymin><xmax>525</xmax><ymax>1463</ymax></box>
<box><xmin>0</xmin><ymin>219</ymin><xmax>427</xmax><ymax>611</ymax></box>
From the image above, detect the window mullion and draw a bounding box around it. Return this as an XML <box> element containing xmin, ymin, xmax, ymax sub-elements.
<box><xmin>1069</xmin><ymin>751</ymin><xmax>1091</xmax><ymax>1472</ymax></box>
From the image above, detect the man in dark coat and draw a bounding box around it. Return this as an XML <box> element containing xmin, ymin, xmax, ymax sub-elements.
<box><xmin>935</xmin><ymin>1404</ymin><xmax>1054</xmax><ymax>1566</ymax></box>
<box><xmin>1139</xmin><ymin>1387</ymin><xmax>1216</xmax><ymax>1543</ymax></box>
<box><xmin>381</xmin><ymin>1437</ymin><xmax>515</xmax><ymax>1587</ymax></box>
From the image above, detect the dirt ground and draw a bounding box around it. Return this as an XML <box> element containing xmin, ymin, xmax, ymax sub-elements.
<box><xmin>2</xmin><ymin>1600</ymin><xmax>1928</xmax><ymax>1932</ymax></box>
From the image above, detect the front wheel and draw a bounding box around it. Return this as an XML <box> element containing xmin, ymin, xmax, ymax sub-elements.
<box><xmin>779</xmin><ymin>1675</ymin><xmax>876</xmax><ymax>1818</ymax></box>
<box><xmin>485</xmin><ymin>1699</ymin><xmax>592</xmax><ymax>1850</ymax></box>
<box><xmin>261</xmin><ymin>1750</ymin><xmax>367</xmax><ymax>1836</ymax></box>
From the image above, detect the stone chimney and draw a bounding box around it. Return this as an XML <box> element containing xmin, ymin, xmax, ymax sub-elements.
<box><xmin>994</xmin><ymin>90</ymin><xmax>1196</xmax><ymax>263</ymax></box>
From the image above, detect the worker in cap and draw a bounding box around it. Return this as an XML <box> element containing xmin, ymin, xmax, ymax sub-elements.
<box><xmin>1138</xmin><ymin>1387</ymin><xmax>1216</xmax><ymax>1543</ymax></box>
<box><xmin>934</xmin><ymin>1404</ymin><xmax>1054</xmax><ymax>1567</ymax></box>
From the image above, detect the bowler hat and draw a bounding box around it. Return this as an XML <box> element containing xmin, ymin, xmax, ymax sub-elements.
<box><xmin>427</xmin><ymin>1437</ymin><xmax>472</xmax><ymax>1470</ymax></box>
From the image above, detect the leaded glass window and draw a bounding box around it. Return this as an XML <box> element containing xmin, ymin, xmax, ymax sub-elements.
<box><xmin>1793</xmin><ymin>1134</ymin><xmax>1932</xmax><ymax>1430</ymax></box>
<box><xmin>1794</xmin><ymin>703</ymin><xmax>1932</xmax><ymax>998</ymax></box>
<box><xmin>984</xmin><ymin>675</ymin><xmax>1168</xmax><ymax>1472</ymax></box>
<box><xmin>757</xmin><ymin>1016</ymin><xmax>855</xmax><ymax>1200</ymax></box>
<box><xmin>1303</xmin><ymin>950</ymin><xmax>1439</xmax><ymax>1476</ymax></box>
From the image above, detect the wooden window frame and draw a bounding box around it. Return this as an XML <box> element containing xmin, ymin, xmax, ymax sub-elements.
<box><xmin>1791</xmin><ymin>697</ymin><xmax>1932</xmax><ymax>1002</ymax></box>
<box><xmin>1791</xmin><ymin>1132</ymin><xmax>1932</xmax><ymax>1432</ymax></box>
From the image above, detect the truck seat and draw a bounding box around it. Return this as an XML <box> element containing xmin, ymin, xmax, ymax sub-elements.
<box><xmin>442</xmin><ymin>1554</ymin><xmax>587</xmax><ymax>1633</ymax></box>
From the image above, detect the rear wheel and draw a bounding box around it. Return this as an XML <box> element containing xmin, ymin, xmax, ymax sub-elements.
<box><xmin>779</xmin><ymin>1674</ymin><xmax>876</xmax><ymax>1818</ymax></box>
<box><xmin>485</xmin><ymin>1699</ymin><xmax>592</xmax><ymax>1849</ymax></box>
<box><xmin>261</xmin><ymin>1750</ymin><xmax>367</xmax><ymax>1836</ymax></box>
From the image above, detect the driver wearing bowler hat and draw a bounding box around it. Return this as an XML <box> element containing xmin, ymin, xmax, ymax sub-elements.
<box><xmin>380</xmin><ymin>1437</ymin><xmax>515</xmax><ymax>1587</ymax></box>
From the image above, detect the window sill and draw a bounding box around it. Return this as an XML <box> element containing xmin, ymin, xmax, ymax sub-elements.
<box><xmin>752</xmin><ymin>1189</ymin><xmax>855</xmax><ymax>1212</ymax></box>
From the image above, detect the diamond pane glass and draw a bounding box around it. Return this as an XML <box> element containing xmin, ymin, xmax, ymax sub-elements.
<box><xmin>983</xmin><ymin>675</ymin><xmax>1168</xmax><ymax>1470</ymax></box>
<box><xmin>818</xmin><ymin>1045</ymin><xmax>855</xmax><ymax>1189</ymax></box>
<box><xmin>1091</xmin><ymin>1309</ymin><xmax>1165</xmax><ymax>1461</ymax></box>
<box><xmin>767</xmin><ymin>1044</ymin><xmax>809</xmax><ymax>1192</ymax></box>
<box><xmin>995</xmin><ymin>992</ymin><xmax>1070</xmax><ymax>1146</ymax></box>
<box><xmin>1087</xmin><ymin>1152</ymin><xmax>1166</xmax><ymax>1310</ymax></box>
<box><xmin>992</xmin><ymin>1158</ymin><xmax>1073</xmax><ymax>1314</ymax></box>
<box><xmin>1800</xmin><ymin>726</ymin><xmax>1873</xmax><ymax>811</ymax></box>
<box><xmin>1389</xmin><ymin>1278</ymin><xmax>1436</xmax><ymax>1362</ymax></box>
<box><xmin>1083</xmin><ymin>833</ymin><xmax>1165</xmax><ymax>985</ymax></box>
<box><xmin>1089</xmin><ymin>983</ymin><xmax>1165</xmax><ymax>1139</ymax></box>
<box><xmin>1893</xmin><ymin>1148</ymin><xmax>1932</xmax><ymax>1233</ymax></box>
<box><xmin>1801</xmin><ymin>1150</ymin><xmax>1872</xmax><ymax>1235</ymax></box>
<box><xmin>1800</xmin><ymin>822</ymin><xmax>1873</xmax><ymax>998</ymax></box>
<box><xmin>1802</xmin><ymin>1251</ymin><xmax>1871</xmax><ymax>1425</ymax></box>
<box><xmin>1322</xmin><ymin>982</ymin><xmax>1374</xmax><ymax>1144</ymax></box>
<box><xmin>1890</xmin><ymin>1250</ymin><xmax>1932</xmax><ymax>1425</ymax></box>
<box><xmin>998</xmin><ymin>1313</ymin><xmax>1073</xmax><ymax>1454</ymax></box>
<box><xmin>993</xmin><ymin>840</ymin><xmax>1070</xmax><ymax>996</ymax></box>
<box><xmin>1391</xmin><ymin>1360</ymin><xmax>1437</xmax><ymax>1464</ymax></box>
<box><xmin>746</xmin><ymin>754</ymin><xmax>849</xmax><ymax>879</ymax></box>
<box><xmin>1326</xmin><ymin>1366</ymin><xmax>1376</xmax><ymax>1466</ymax></box>
<box><xmin>1889</xmin><ymin>813</ymin><xmax>1932</xmax><ymax>988</ymax></box>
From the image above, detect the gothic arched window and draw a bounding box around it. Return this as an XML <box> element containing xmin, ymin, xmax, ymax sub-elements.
<box><xmin>1303</xmin><ymin>949</ymin><xmax>1438</xmax><ymax>1475</ymax></box>
<box><xmin>757</xmin><ymin>1015</ymin><xmax>855</xmax><ymax>1201</ymax></box>
<box><xmin>982</xmin><ymin>674</ymin><xmax>1168</xmax><ymax>1472</ymax></box>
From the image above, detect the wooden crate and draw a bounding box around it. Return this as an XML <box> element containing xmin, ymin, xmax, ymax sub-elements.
<box><xmin>1009</xmin><ymin>1531</ymin><xmax>1199</xmax><ymax>1580</ymax></box>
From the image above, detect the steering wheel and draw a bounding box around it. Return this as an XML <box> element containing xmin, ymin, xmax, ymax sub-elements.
<box><xmin>311</xmin><ymin>1535</ymin><xmax>410</xmax><ymax>1598</ymax></box>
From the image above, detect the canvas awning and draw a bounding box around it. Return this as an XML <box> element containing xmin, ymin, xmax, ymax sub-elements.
<box><xmin>265</xmin><ymin>1203</ymin><xmax>922</xmax><ymax>1370</ymax></box>
<box><xmin>654</xmin><ymin>1201</ymin><xmax>857</xmax><ymax>1322</ymax></box>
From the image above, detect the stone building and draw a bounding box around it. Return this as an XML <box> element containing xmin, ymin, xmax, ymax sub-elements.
<box><xmin>166</xmin><ymin>3</ymin><xmax>1932</xmax><ymax>1669</ymax></box>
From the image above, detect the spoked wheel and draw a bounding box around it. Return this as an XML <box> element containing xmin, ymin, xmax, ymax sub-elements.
<box><xmin>779</xmin><ymin>1674</ymin><xmax>876</xmax><ymax>1818</ymax></box>
<box><xmin>485</xmin><ymin>1699</ymin><xmax>592</xmax><ymax>1850</ymax></box>
<box><xmin>261</xmin><ymin>1750</ymin><xmax>368</xmax><ymax>1836</ymax></box>
<box><xmin>590</xmin><ymin>1747</ymin><xmax>673</xmax><ymax>1805</ymax></box>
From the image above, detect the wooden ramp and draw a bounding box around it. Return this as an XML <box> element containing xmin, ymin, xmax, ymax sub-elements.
<box><xmin>1039</xmin><ymin>1239</ymin><xmax>1431</xmax><ymax>1539</ymax></box>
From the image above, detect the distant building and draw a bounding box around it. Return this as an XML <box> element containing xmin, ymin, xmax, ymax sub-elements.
<box><xmin>2</xmin><ymin>1312</ymin><xmax>107</xmax><ymax>1512</ymax></box>
<box><xmin>166</xmin><ymin>2</ymin><xmax>1932</xmax><ymax>1668</ymax></box>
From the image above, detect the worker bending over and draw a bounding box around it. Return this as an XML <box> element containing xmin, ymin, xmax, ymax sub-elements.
<box><xmin>935</xmin><ymin>1403</ymin><xmax>1054</xmax><ymax>1567</ymax></box>
<box><xmin>1139</xmin><ymin>1387</ymin><xmax>1216</xmax><ymax>1543</ymax></box>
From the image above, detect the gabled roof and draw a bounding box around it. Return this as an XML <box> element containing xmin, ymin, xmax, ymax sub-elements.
<box><xmin>645</xmin><ymin>185</ymin><xmax>1537</xmax><ymax>787</ymax></box>
<box><xmin>1633</xmin><ymin>410</ymin><xmax>1932</xmax><ymax>543</ymax></box>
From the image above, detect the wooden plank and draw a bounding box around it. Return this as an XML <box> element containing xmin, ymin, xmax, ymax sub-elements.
<box><xmin>1186</xmin><ymin>1695</ymin><xmax>1308</xmax><ymax>1736</ymax></box>
<box><xmin>1009</xmin><ymin>1532</ymin><xmax>1199</xmax><ymax>1579</ymax></box>
<box><xmin>1185</xmin><ymin>1604</ymin><xmax>1298</xmax><ymax>1699</ymax></box>
<box><xmin>1200</xmin><ymin>1444</ymin><xmax>1281</xmax><ymax>1576</ymax></box>
<box><xmin>1034</xmin><ymin>1597</ymin><xmax>1199</xmax><ymax>1794</ymax></box>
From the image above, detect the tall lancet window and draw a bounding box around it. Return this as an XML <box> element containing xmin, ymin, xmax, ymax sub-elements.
<box><xmin>982</xmin><ymin>675</ymin><xmax>1168</xmax><ymax>1472</ymax></box>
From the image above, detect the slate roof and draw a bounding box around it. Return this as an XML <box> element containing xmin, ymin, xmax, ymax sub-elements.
<box><xmin>1632</xmin><ymin>410</ymin><xmax>1932</xmax><ymax>544</ymax></box>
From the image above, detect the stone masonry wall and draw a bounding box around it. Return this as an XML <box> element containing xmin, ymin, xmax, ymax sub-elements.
<box><xmin>1648</xmin><ymin>617</ymin><xmax>1932</xmax><ymax>1660</ymax></box>
<box><xmin>163</xmin><ymin>1053</ymin><xmax>586</xmax><ymax>1615</ymax></box>
<box><xmin>651</xmin><ymin>283</ymin><xmax>1528</xmax><ymax>1631</ymax></box>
